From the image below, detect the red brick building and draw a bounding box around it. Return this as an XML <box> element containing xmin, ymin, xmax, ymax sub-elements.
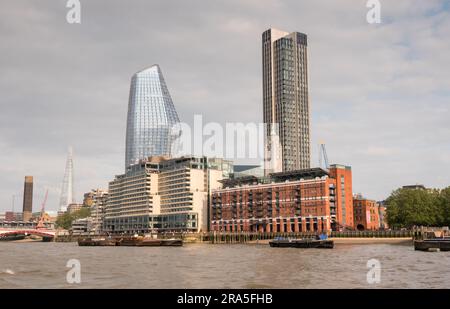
<box><xmin>211</xmin><ymin>165</ymin><xmax>353</xmax><ymax>233</ymax></box>
<box><xmin>353</xmin><ymin>195</ymin><xmax>380</xmax><ymax>230</ymax></box>
<box><xmin>4</xmin><ymin>211</ymin><xmax>23</xmax><ymax>221</ymax></box>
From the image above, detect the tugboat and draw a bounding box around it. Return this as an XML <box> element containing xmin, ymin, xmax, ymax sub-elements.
<box><xmin>269</xmin><ymin>234</ymin><xmax>334</xmax><ymax>249</ymax></box>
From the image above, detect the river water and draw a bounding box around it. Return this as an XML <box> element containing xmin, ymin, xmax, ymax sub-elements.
<box><xmin>0</xmin><ymin>242</ymin><xmax>449</xmax><ymax>288</ymax></box>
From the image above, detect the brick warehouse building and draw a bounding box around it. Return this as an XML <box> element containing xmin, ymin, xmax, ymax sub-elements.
<box><xmin>211</xmin><ymin>165</ymin><xmax>354</xmax><ymax>233</ymax></box>
<box><xmin>353</xmin><ymin>195</ymin><xmax>380</xmax><ymax>231</ymax></box>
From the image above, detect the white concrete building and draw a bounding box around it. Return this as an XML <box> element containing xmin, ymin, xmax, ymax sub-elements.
<box><xmin>104</xmin><ymin>156</ymin><xmax>232</xmax><ymax>234</ymax></box>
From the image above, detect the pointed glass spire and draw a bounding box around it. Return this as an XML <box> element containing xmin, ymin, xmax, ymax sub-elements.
<box><xmin>59</xmin><ymin>146</ymin><xmax>74</xmax><ymax>212</ymax></box>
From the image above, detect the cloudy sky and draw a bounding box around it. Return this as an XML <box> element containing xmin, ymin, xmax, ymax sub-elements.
<box><xmin>1</xmin><ymin>0</ymin><xmax>449</xmax><ymax>212</ymax></box>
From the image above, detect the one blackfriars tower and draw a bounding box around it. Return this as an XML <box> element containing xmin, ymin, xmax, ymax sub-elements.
<box><xmin>262</xmin><ymin>28</ymin><xmax>311</xmax><ymax>172</ymax></box>
<box><xmin>125</xmin><ymin>65</ymin><xmax>180</xmax><ymax>169</ymax></box>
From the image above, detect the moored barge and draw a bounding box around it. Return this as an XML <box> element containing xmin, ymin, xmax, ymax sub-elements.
<box><xmin>78</xmin><ymin>236</ymin><xmax>182</xmax><ymax>247</ymax></box>
<box><xmin>269</xmin><ymin>238</ymin><xmax>334</xmax><ymax>249</ymax></box>
<box><xmin>414</xmin><ymin>239</ymin><xmax>450</xmax><ymax>252</ymax></box>
<box><xmin>78</xmin><ymin>237</ymin><xmax>118</xmax><ymax>246</ymax></box>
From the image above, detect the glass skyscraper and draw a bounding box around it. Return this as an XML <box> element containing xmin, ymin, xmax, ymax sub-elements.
<box><xmin>125</xmin><ymin>65</ymin><xmax>180</xmax><ymax>169</ymax></box>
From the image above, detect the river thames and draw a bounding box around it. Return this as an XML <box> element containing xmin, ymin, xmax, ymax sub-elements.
<box><xmin>1</xmin><ymin>242</ymin><xmax>449</xmax><ymax>288</ymax></box>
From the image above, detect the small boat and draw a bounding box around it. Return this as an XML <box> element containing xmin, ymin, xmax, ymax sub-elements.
<box><xmin>78</xmin><ymin>237</ymin><xmax>117</xmax><ymax>246</ymax></box>
<box><xmin>160</xmin><ymin>239</ymin><xmax>183</xmax><ymax>246</ymax></box>
<box><xmin>269</xmin><ymin>237</ymin><xmax>334</xmax><ymax>249</ymax></box>
<box><xmin>414</xmin><ymin>238</ymin><xmax>450</xmax><ymax>252</ymax></box>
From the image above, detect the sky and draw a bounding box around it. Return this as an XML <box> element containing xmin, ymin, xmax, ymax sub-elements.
<box><xmin>0</xmin><ymin>0</ymin><xmax>449</xmax><ymax>212</ymax></box>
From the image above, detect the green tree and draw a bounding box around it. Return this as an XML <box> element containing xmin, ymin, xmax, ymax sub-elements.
<box><xmin>55</xmin><ymin>207</ymin><xmax>91</xmax><ymax>230</ymax></box>
<box><xmin>386</xmin><ymin>188</ymin><xmax>441</xmax><ymax>228</ymax></box>
<box><xmin>438</xmin><ymin>186</ymin><xmax>450</xmax><ymax>226</ymax></box>
<box><xmin>73</xmin><ymin>207</ymin><xmax>91</xmax><ymax>220</ymax></box>
<box><xmin>55</xmin><ymin>212</ymin><xmax>73</xmax><ymax>230</ymax></box>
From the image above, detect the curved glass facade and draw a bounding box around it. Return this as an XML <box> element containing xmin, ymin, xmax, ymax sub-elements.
<box><xmin>125</xmin><ymin>65</ymin><xmax>180</xmax><ymax>169</ymax></box>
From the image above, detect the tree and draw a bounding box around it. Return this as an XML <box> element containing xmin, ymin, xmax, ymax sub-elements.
<box><xmin>73</xmin><ymin>207</ymin><xmax>91</xmax><ymax>220</ymax></box>
<box><xmin>55</xmin><ymin>212</ymin><xmax>73</xmax><ymax>230</ymax></box>
<box><xmin>385</xmin><ymin>188</ymin><xmax>441</xmax><ymax>228</ymax></box>
<box><xmin>438</xmin><ymin>187</ymin><xmax>450</xmax><ymax>226</ymax></box>
<box><xmin>55</xmin><ymin>207</ymin><xmax>91</xmax><ymax>230</ymax></box>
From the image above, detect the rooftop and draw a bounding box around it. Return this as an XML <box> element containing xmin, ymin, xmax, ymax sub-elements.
<box><xmin>219</xmin><ymin>167</ymin><xmax>329</xmax><ymax>188</ymax></box>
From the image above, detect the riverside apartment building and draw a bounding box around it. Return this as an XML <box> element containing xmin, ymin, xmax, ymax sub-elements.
<box><xmin>211</xmin><ymin>164</ymin><xmax>353</xmax><ymax>233</ymax></box>
<box><xmin>104</xmin><ymin>156</ymin><xmax>232</xmax><ymax>234</ymax></box>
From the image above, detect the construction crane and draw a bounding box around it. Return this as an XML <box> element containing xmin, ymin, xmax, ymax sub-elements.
<box><xmin>36</xmin><ymin>189</ymin><xmax>48</xmax><ymax>229</ymax></box>
<box><xmin>318</xmin><ymin>142</ymin><xmax>329</xmax><ymax>170</ymax></box>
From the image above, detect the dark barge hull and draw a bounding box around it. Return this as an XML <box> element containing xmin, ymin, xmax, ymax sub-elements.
<box><xmin>269</xmin><ymin>239</ymin><xmax>334</xmax><ymax>249</ymax></box>
<box><xmin>78</xmin><ymin>237</ymin><xmax>183</xmax><ymax>247</ymax></box>
<box><xmin>414</xmin><ymin>239</ymin><xmax>450</xmax><ymax>251</ymax></box>
<box><xmin>0</xmin><ymin>234</ymin><xmax>26</xmax><ymax>241</ymax></box>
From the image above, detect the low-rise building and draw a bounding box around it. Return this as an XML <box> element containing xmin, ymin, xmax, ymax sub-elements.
<box><xmin>67</xmin><ymin>203</ymin><xmax>83</xmax><ymax>214</ymax></box>
<box><xmin>402</xmin><ymin>184</ymin><xmax>426</xmax><ymax>190</ymax></box>
<box><xmin>103</xmin><ymin>156</ymin><xmax>233</xmax><ymax>234</ymax></box>
<box><xmin>72</xmin><ymin>218</ymin><xmax>90</xmax><ymax>235</ymax></box>
<box><xmin>86</xmin><ymin>189</ymin><xmax>108</xmax><ymax>234</ymax></box>
<box><xmin>353</xmin><ymin>195</ymin><xmax>380</xmax><ymax>230</ymax></box>
<box><xmin>211</xmin><ymin>165</ymin><xmax>354</xmax><ymax>233</ymax></box>
<box><xmin>4</xmin><ymin>211</ymin><xmax>23</xmax><ymax>222</ymax></box>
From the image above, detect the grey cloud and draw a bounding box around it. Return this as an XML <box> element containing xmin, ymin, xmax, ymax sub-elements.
<box><xmin>0</xmin><ymin>0</ymin><xmax>449</xmax><ymax>212</ymax></box>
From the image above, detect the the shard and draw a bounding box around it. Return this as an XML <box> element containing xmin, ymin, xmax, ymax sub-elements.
<box><xmin>125</xmin><ymin>65</ymin><xmax>180</xmax><ymax>169</ymax></box>
<box><xmin>59</xmin><ymin>146</ymin><xmax>74</xmax><ymax>212</ymax></box>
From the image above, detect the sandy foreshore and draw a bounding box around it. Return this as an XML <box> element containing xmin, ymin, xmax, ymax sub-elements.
<box><xmin>329</xmin><ymin>237</ymin><xmax>412</xmax><ymax>245</ymax></box>
<box><xmin>248</xmin><ymin>237</ymin><xmax>413</xmax><ymax>245</ymax></box>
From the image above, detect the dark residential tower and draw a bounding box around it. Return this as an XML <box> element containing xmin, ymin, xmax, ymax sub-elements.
<box><xmin>22</xmin><ymin>176</ymin><xmax>33</xmax><ymax>222</ymax></box>
<box><xmin>262</xmin><ymin>28</ymin><xmax>311</xmax><ymax>172</ymax></box>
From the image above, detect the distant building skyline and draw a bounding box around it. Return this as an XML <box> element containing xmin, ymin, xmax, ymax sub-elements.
<box><xmin>262</xmin><ymin>28</ymin><xmax>311</xmax><ymax>173</ymax></box>
<box><xmin>125</xmin><ymin>65</ymin><xmax>180</xmax><ymax>169</ymax></box>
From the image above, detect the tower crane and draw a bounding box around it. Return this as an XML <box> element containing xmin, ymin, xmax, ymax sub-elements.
<box><xmin>36</xmin><ymin>189</ymin><xmax>48</xmax><ymax>230</ymax></box>
<box><xmin>319</xmin><ymin>142</ymin><xmax>329</xmax><ymax>170</ymax></box>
